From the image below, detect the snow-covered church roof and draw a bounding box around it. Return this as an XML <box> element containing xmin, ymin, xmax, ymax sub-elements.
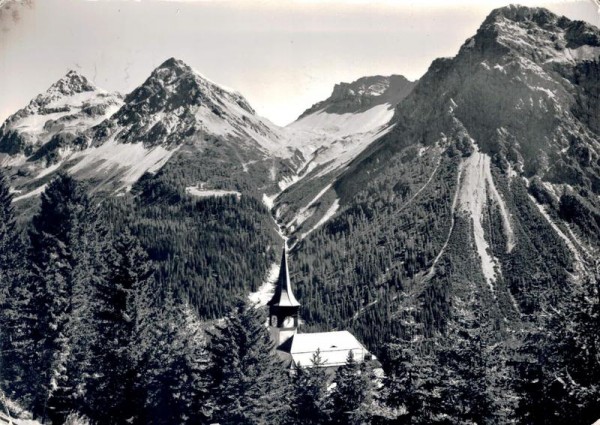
<box><xmin>284</xmin><ymin>330</ymin><xmax>369</xmax><ymax>368</ymax></box>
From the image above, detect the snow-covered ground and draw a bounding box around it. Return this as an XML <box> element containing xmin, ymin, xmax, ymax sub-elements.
<box><xmin>70</xmin><ymin>138</ymin><xmax>178</xmax><ymax>190</ymax></box>
<box><xmin>288</xmin><ymin>103</ymin><xmax>394</xmax><ymax>138</ymax></box>
<box><xmin>248</xmin><ymin>261</ymin><xmax>279</xmax><ymax>307</ymax></box>
<box><xmin>284</xmin><ymin>104</ymin><xmax>395</xmax><ymax>179</ymax></box>
<box><xmin>185</xmin><ymin>185</ymin><xmax>241</xmax><ymax>200</ymax></box>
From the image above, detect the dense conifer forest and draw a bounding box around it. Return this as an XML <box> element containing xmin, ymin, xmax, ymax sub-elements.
<box><xmin>1</xmin><ymin>165</ymin><xmax>598</xmax><ymax>424</ymax></box>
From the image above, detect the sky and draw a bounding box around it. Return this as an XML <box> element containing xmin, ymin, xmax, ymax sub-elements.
<box><xmin>0</xmin><ymin>0</ymin><xmax>597</xmax><ymax>126</ymax></box>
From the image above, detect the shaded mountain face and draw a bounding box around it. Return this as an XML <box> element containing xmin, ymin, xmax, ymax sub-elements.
<box><xmin>374</xmin><ymin>5</ymin><xmax>600</xmax><ymax>187</ymax></box>
<box><xmin>287</xmin><ymin>5</ymin><xmax>600</xmax><ymax>348</ymax></box>
<box><xmin>0</xmin><ymin>70</ymin><xmax>123</xmax><ymax>160</ymax></box>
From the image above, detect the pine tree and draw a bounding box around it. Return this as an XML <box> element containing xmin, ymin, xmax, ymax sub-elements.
<box><xmin>206</xmin><ymin>301</ymin><xmax>289</xmax><ymax>425</ymax></box>
<box><xmin>285</xmin><ymin>350</ymin><xmax>331</xmax><ymax>425</ymax></box>
<box><xmin>329</xmin><ymin>351</ymin><xmax>375</xmax><ymax>425</ymax></box>
<box><xmin>139</xmin><ymin>293</ymin><xmax>211</xmax><ymax>425</ymax></box>
<box><xmin>513</xmin><ymin>269</ymin><xmax>600</xmax><ymax>424</ymax></box>
<box><xmin>25</xmin><ymin>173</ymin><xmax>105</xmax><ymax>424</ymax></box>
<box><xmin>84</xmin><ymin>228</ymin><xmax>153</xmax><ymax>424</ymax></box>
<box><xmin>383</xmin><ymin>338</ymin><xmax>441</xmax><ymax>425</ymax></box>
<box><xmin>0</xmin><ymin>171</ymin><xmax>28</xmax><ymax>400</ymax></box>
<box><xmin>435</xmin><ymin>294</ymin><xmax>496</xmax><ymax>424</ymax></box>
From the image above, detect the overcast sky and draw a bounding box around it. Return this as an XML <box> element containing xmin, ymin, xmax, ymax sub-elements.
<box><xmin>0</xmin><ymin>0</ymin><xmax>597</xmax><ymax>126</ymax></box>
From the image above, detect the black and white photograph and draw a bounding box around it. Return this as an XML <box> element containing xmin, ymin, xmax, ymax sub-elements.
<box><xmin>0</xmin><ymin>0</ymin><xmax>599</xmax><ymax>423</ymax></box>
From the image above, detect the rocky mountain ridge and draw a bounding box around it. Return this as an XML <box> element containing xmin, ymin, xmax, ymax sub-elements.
<box><xmin>298</xmin><ymin>74</ymin><xmax>416</xmax><ymax>118</ymax></box>
<box><xmin>0</xmin><ymin>70</ymin><xmax>123</xmax><ymax>159</ymax></box>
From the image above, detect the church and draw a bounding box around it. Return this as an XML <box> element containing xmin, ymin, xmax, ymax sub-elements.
<box><xmin>267</xmin><ymin>247</ymin><xmax>372</xmax><ymax>370</ymax></box>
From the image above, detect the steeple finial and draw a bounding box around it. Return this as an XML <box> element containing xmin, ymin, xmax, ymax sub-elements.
<box><xmin>267</xmin><ymin>245</ymin><xmax>300</xmax><ymax>307</ymax></box>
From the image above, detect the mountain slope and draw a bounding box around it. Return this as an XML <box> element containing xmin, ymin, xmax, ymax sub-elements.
<box><xmin>290</xmin><ymin>5</ymin><xmax>600</xmax><ymax>348</ymax></box>
<box><xmin>274</xmin><ymin>74</ymin><xmax>417</xmax><ymax>241</ymax></box>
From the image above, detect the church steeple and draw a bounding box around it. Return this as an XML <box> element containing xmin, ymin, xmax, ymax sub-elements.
<box><xmin>267</xmin><ymin>245</ymin><xmax>300</xmax><ymax>308</ymax></box>
<box><xmin>268</xmin><ymin>245</ymin><xmax>300</xmax><ymax>347</ymax></box>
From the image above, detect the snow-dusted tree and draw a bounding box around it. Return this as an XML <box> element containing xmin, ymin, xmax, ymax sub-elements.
<box><xmin>207</xmin><ymin>301</ymin><xmax>289</xmax><ymax>425</ymax></box>
<box><xmin>285</xmin><ymin>350</ymin><xmax>330</xmax><ymax>425</ymax></box>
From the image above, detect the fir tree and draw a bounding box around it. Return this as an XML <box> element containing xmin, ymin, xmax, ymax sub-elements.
<box><xmin>329</xmin><ymin>351</ymin><xmax>375</xmax><ymax>425</ymax></box>
<box><xmin>435</xmin><ymin>295</ymin><xmax>496</xmax><ymax>424</ymax></box>
<box><xmin>514</xmin><ymin>270</ymin><xmax>600</xmax><ymax>424</ymax></box>
<box><xmin>382</xmin><ymin>330</ymin><xmax>442</xmax><ymax>424</ymax></box>
<box><xmin>25</xmin><ymin>173</ymin><xmax>105</xmax><ymax>424</ymax></box>
<box><xmin>0</xmin><ymin>171</ymin><xmax>28</xmax><ymax>400</ymax></box>
<box><xmin>84</xmin><ymin>228</ymin><xmax>153</xmax><ymax>424</ymax></box>
<box><xmin>207</xmin><ymin>301</ymin><xmax>289</xmax><ymax>425</ymax></box>
<box><xmin>285</xmin><ymin>350</ymin><xmax>331</xmax><ymax>425</ymax></box>
<box><xmin>139</xmin><ymin>293</ymin><xmax>211</xmax><ymax>425</ymax></box>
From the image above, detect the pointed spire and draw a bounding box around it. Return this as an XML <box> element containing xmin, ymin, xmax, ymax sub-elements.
<box><xmin>267</xmin><ymin>244</ymin><xmax>300</xmax><ymax>307</ymax></box>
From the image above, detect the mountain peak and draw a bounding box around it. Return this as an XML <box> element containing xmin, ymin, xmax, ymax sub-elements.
<box><xmin>46</xmin><ymin>69</ymin><xmax>97</xmax><ymax>97</ymax></box>
<box><xmin>465</xmin><ymin>4</ymin><xmax>600</xmax><ymax>61</ymax></box>
<box><xmin>484</xmin><ymin>4</ymin><xmax>557</xmax><ymax>25</ymax></box>
<box><xmin>124</xmin><ymin>57</ymin><xmax>255</xmax><ymax>116</ymax></box>
<box><xmin>298</xmin><ymin>74</ymin><xmax>416</xmax><ymax>119</ymax></box>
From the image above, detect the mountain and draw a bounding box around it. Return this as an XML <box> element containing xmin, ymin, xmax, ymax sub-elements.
<box><xmin>297</xmin><ymin>74</ymin><xmax>415</xmax><ymax>118</ymax></box>
<box><xmin>286</xmin><ymin>5</ymin><xmax>600</xmax><ymax>348</ymax></box>
<box><xmin>1</xmin><ymin>58</ymin><xmax>302</xmax><ymax>204</ymax></box>
<box><xmin>274</xmin><ymin>74</ymin><xmax>417</xmax><ymax>240</ymax></box>
<box><xmin>0</xmin><ymin>7</ymin><xmax>597</xmax><ymax>344</ymax></box>
<box><xmin>0</xmin><ymin>59</ymin><xmax>299</xmax><ymax>316</ymax></box>
<box><xmin>0</xmin><ymin>70</ymin><xmax>123</xmax><ymax>161</ymax></box>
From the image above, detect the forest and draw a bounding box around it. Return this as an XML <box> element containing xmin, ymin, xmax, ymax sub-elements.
<box><xmin>0</xmin><ymin>167</ymin><xmax>598</xmax><ymax>424</ymax></box>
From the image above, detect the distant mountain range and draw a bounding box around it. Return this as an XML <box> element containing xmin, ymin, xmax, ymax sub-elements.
<box><xmin>1</xmin><ymin>3</ymin><xmax>598</xmax><ymax>349</ymax></box>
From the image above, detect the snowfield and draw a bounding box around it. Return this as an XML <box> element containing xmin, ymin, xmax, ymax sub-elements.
<box><xmin>70</xmin><ymin>138</ymin><xmax>179</xmax><ymax>190</ymax></box>
<box><xmin>285</xmin><ymin>103</ymin><xmax>396</xmax><ymax>178</ymax></box>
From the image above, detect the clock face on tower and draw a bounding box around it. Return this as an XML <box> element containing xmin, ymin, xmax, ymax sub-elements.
<box><xmin>283</xmin><ymin>316</ymin><xmax>294</xmax><ymax>328</ymax></box>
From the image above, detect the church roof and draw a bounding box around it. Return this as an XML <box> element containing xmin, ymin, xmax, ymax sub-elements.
<box><xmin>286</xmin><ymin>331</ymin><xmax>368</xmax><ymax>368</ymax></box>
<box><xmin>267</xmin><ymin>246</ymin><xmax>300</xmax><ymax>308</ymax></box>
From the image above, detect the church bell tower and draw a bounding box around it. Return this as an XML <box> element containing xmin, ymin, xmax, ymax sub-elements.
<box><xmin>267</xmin><ymin>245</ymin><xmax>300</xmax><ymax>347</ymax></box>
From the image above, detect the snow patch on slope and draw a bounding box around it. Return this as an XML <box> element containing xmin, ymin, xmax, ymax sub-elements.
<box><xmin>287</xmin><ymin>183</ymin><xmax>333</xmax><ymax>229</ymax></box>
<box><xmin>69</xmin><ymin>138</ymin><xmax>177</xmax><ymax>190</ymax></box>
<box><xmin>300</xmin><ymin>198</ymin><xmax>339</xmax><ymax>240</ymax></box>
<box><xmin>284</xmin><ymin>103</ymin><xmax>395</xmax><ymax>178</ymax></box>
<box><xmin>288</xmin><ymin>103</ymin><xmax>394</xmax><ymax>138</ymax></box>
<box><xmin>249</xmin><ymin>261</ymin><xmax>279</xmax><ymax>307</ymax></box>
<box><xmin>528</xmin><ymin>194</ymin><xmax>585</xmax><ymax>274</ymax></box>
<box><xmin>457</xmin><ymin>146</ymin><xmax>514</xmax><ymax>289</ymax></box>
<box><xmin>186</xmin><ymin>185</ymin><xmax>241</xmax><ymax>199</ymax></box>
<box><xmin>12</xmin><ymin>184</ymin><xmax>47</xmax><ymax>202</ymax></box>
